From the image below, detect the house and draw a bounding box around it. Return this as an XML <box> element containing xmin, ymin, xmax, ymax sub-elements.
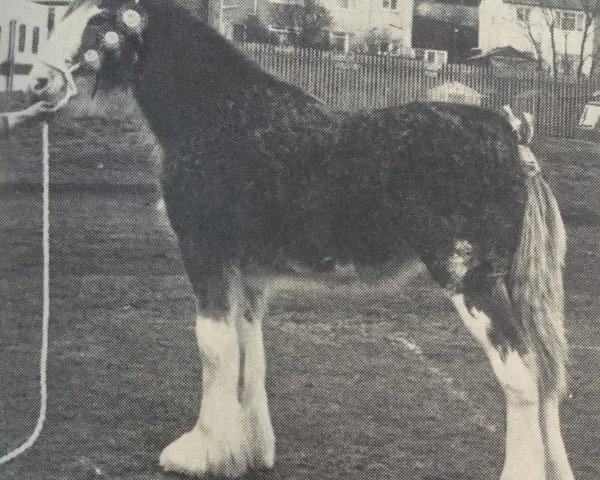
<box><xmin>478</xmin><ymin>0</ymin><xmax>599</xmax><ymax>75</ymax></box>
<box><xmin>320</xmin><ymin>0</ymin><xmax>413</xmax><ymax>54</ymax></box>
<box><xmin>412</xmin><ymin>0</ymin><xmax>479</xmax><ymax>62</ymax></box>
<box><xmin>212</xmin><ymin>0</ymin><xmax>414</xmax><ymax>55</ymax></box>
<box><xmin>0</xmin><ymin>0</ymin><xmax>71</xmax><ymax>91</ymax></box>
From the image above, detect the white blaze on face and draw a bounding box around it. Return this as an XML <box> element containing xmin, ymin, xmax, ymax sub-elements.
<box><xmin>28</xmin><ymin>3</ymin><xmax>102</xmax><ymax>102</ymax></box>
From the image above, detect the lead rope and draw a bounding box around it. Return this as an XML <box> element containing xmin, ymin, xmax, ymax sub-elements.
<box><xmin>0</xmin><ymin>122</ymin><xmax>51</xmax><ymax>466</ymax></box>
<box><xmin>0</xmin><ymin>62</ymin><xmax>79</xmax><ymax>467</ymax></box>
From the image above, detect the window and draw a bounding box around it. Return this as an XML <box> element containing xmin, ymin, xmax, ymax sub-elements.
<box><xmin>515</xmin><ymin>6</ymin><xmax>531</xmax><ymax>22</ymax></box>
<box><xmin>32</xmin><ymin>26</ymin><xmax>40</xmax><ymax>54</ymax></box>
<box><xmin>268</xmin><ymin>26</ymin><xmax>292</xmax><ymax>44</ymax></box>
<box><xmin>382</xmin><ymin>0</ymin><xmax>398</xmax><ymax>10</ymax></box>
<box><xmin>416</xmin><ymin>48</ymin><xmax>447</xmax><ymax>64</ymax></box>
<box><xmin>330</xmin><ymin>32</ymin><xmax>349</xmax><ymax>54</ymax></box>
<box><xmin>18</xmin><ymin>25</ymin><xmax>26</xmax><ymax>53</ymax></box>
<box><xmin>48</xmin><ymin>7</ymin><xmax>56</xmax><ymax>35</ymax></box>
<box><xmin>555</xmin><ymin>10</ymin><xmax>585</xmax><ymax>31</ymax></box>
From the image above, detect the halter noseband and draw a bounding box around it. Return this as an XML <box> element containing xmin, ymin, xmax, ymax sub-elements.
<box><xmin>40</xmin><ymin>60</ymin><xmax>81</xmax><ymax>112</ymax></box>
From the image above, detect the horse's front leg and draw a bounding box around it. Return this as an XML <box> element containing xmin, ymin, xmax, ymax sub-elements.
<box><xmin>160</xmin><ymin>265</ymin><xmax>250</xmax><ymax>478</ymax></box>
<box><xmin>237</xmin><ymin>285</ymin><xmax>275</xmax><ymax>470</ymax></box>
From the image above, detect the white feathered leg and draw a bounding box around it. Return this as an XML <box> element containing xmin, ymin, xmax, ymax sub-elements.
<box><xmin>540</xmin><ymin>395</ymin><xmax>575</xmax><ymax>480</ymax></box>
<box><xmin>238</xmin><ymin>287</ymin><xmax>275</xmax><ymax>470</ymax></box>
<box><xmin>451</xmin><ymin>294</ymin><xmax>546</xmax><ymax>480</ymax></box>
<box><xmin>160</xmin><ymin>313</ymin><xmax>250</xmax><ymax>478</ymax></box>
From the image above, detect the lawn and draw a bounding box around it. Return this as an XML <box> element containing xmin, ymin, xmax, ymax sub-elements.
<box><xmin>0</xmin><ymin>88</ymin><xmax>599</xmax><ymax>479</ymax></box>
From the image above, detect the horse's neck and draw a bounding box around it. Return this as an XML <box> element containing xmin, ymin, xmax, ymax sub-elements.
<box><xmin>135</xmin><ymin>12</ymin><xmax>267</xmax><ymax>139</ymax></box>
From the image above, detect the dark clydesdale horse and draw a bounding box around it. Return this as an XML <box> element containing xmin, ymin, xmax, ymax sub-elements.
<box><xmin>28</xmin><ymin>1</ymin><xmax>573</xmax><ymax>478</ymax></box>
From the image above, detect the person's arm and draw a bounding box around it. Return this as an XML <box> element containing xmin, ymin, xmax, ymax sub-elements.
<box><xmin>0</xmin><ymin>102</ymin><xmax>54</xmax><ymax>138</ymax></box>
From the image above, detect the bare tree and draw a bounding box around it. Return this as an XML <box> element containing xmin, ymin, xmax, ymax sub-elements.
<box><xmin>522</xmin><ymin>16</ymin><xmax>548</xmax><ymax>73</ymax></box>
<box><xmin>278</xmin><ymin>0</ymin><xmax>332</xmax><ymax>49</ymax></box>
<box><xmin>576</xmin><ymin>0</ymin><xmax>600</xmax><ymax>77</ymax></box>
<box><xmin>541</xmin><ymin>7</ymin><xmax>559</xmax><ymax>76</ymax></box>
<box><xmin>519</xmin><ymin>0</ymin><xmax>600</xmax><ymax>77</ymax></box>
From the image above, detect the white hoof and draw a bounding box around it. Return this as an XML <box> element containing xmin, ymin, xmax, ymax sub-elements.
<box><xmin>243</xmin><ymin>403</ymin><xmax>275</xmax><ymax>470</ymax></box>
<box><xmin>160</xmin><ymin>424</ymin><xmax>250</xmax><ymax>478</ymax></box>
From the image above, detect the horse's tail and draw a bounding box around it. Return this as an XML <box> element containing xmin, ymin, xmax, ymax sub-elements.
<box><xmin>507</xmin><ymin>108</ymin><xmax>568</xmax><ymax>397</ymax></box>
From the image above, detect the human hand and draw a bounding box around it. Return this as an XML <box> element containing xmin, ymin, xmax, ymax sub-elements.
<box><xmin>7</xmin><ymin>101</ymin><xmax>55</xmax><ymax>130</ymax></box>
<box><xmin>21</xmin><ymin>101</ymin><xmax>55</xmax><ymax>121</ymax></box>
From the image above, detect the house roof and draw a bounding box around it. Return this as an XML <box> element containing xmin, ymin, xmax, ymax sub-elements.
<box><xmin>466</xmin><ymin>46</ymin><xmax>537</xmax><ymax>62</ymax></box>
<box><xmin>503</xmin><ymin>0</ymin><xmax>587</xmax><ymax>12</ymax></box>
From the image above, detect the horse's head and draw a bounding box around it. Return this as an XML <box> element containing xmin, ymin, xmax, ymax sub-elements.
<box><xmin>27</xmin><ymin>0</ymin><xmax>147</xmax><ymax>107</ymax></box>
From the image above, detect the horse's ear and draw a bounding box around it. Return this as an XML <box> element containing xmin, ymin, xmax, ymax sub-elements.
<box><xmin>519</xmin><ymin>112</ymin><xmax>534</xmax><ymax>145</ymax></box>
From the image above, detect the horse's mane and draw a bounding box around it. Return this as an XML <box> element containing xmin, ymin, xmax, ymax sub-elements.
<box><xmin>140</xmin><ymin>0</ymin><xmax>321</xmax><ymax>105</ymax></box>
<box><xmin>64</xmin><ymin>0</ymin><xmax>97</xmax><ymax>18</ymax></box>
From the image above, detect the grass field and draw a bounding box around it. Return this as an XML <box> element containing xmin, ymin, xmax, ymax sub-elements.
<box><xmin>0</xmin><ymin>90</ymin><xmax>599</xmax><ymax>479</ymax></box>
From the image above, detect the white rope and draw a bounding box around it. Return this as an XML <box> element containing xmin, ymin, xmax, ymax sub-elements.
<box><xmin>0</xmin><ymin>122</ymin><xmax>51</xmax><ymax>465</ymax></box>
<box><xmin>0</xmin><ymin>60</ymin><xmax>80</xmax><ymax>466</ymax></box>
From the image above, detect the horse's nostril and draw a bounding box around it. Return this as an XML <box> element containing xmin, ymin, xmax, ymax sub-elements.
<box><xmin>33</xmin><ymin>77</ymin><xmax>50</xmax><ymax>92</ymax></box>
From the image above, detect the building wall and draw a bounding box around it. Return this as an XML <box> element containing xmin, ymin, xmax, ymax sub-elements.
<box><xmin>210</xmin><ymin>0</ymin><xmax>263</xmax><ymax>36</ymax></box>
<box><xmin>321</xmin><ymin>0</ymin><xmax>413</xmax><ymax>48</ymax></box>
<box><xmin>214</xmin><ymin>0</ymin><xmax>413</xmax><ymax>51</ymax></box>
<box><xmin>0</xmin><ymin>0</ymin><xmax>70</xmax><ymax>91</ymax></box>
<box><xmin>479</xmin><ymin>0</ymin><xmax>596</xmax><ymax>75</ymax></box>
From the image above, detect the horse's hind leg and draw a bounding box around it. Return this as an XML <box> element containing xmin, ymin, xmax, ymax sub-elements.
<box><xmin>237</xmin><ymin>285</ymin><xmax>275</xmax><ymax>470</ymax></box>
<box><xmin>160</xmin><ymin>258</ymin><xmax>250</xmax><ymax>478</ymax></box>
<box><xmin>540</xmin><ymin>394</ymin><xmax>574</xmax><ymax>480</ymax></box>
<box><xmin>451</xmin><ymin>278</ymin><xmax>546</xmax><ymax>480</ymax></box>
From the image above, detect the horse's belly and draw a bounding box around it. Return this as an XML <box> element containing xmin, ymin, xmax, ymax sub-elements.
<box><xmin>243</xmin><ymin>248</ymin><xmax>421</xmax><ymax>292</ymax></box>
